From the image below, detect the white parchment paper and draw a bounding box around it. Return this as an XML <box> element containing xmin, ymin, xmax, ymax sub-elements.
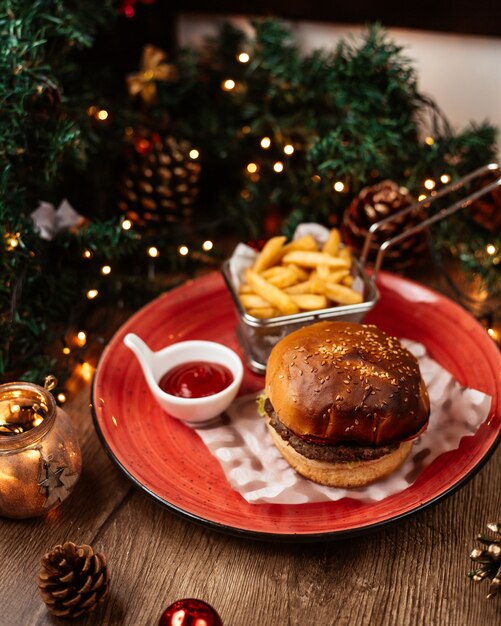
<box><xmin>194</xmin><ymin>340</ymin><xmax>491</xmax><ymax>504</ymax></box>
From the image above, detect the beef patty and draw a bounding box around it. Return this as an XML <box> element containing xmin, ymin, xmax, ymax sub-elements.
<box><xmin>264</xmin><ymin>398</ymin><xmax>399</xmax><ymax>463</ymax></box>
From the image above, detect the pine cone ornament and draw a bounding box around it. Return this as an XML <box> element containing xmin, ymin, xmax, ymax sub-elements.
<box><xmin>118</xmin><ymin>128</ymin><xmax>201</xmax><ymax>230</ymax></box>
<box><xmin>469</xmin><ymin>169</ymin><xmax>501</xmax><ymax>233</ymax></box>
<box><xmin>38</xmin><ymin>542</ymin><xmax>110</xmax><ymax>619</ymax></box>
<box><xmin>469</xmin><ymin>522</ymin><xmax>501</xmax><ymax>598</ymax></box>
<box><xmin>342</xmin><ymin>180</ymin><xmax>428</xmax><ymax>270</ymax></box>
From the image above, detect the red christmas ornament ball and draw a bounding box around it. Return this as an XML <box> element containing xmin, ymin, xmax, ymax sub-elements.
<box><xmin>159</xmin><ymin>599</ymin><xmax>222</xmax><ymax>626</ymax></box>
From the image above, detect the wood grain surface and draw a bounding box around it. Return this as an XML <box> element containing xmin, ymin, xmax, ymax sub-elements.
<box><xmin>0</xmin><ymin>369</ymin><xmax>500</xmax><ymax>626</ymax></box>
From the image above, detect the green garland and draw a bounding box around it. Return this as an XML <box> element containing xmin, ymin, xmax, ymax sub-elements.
<box><xmin>1</xmin><ymin>7</ymin><xmax>499</xmax><ymax>383</ymax></box>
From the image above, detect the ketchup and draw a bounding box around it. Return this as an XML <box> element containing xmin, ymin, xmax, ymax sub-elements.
<box><xmin>159</xmin><ymin>361</ymin><xmax>233</xmax><ymax>398</ymax></box>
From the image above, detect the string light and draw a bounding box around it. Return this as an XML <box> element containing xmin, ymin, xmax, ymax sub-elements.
<box><xmin>418</xmin><ymin>194</ymin><xmax>427</xmax><ymax>201</ymax></box>
<box><xmin>260</xmin><ymin>137</ymin><xmax>271</xmax><ymax>149</ymax></box>
<box><xmin>311</xmin><ymin>174</ymin><xmax>321</xmax><ymax>183</ymax></box>
<box><xmin>178</xmin><ymin>245</ymin><xmax>189</xmax><ymax>256</ymax></box>
<box><xmin>283</xmin><ymin>144</ymin><xmax>294</xmax><ymax>155</ymax></box>
<box><xmin>222</xmin><ymin>79</ymin><xmax>236</xmax><ymax>91</ymax></box>
<box><xmin>79</xmin><ymin>362</ymin><xmax>94</xmax><ymax>383</ymax></box>
<box><xmin>124</xmin><ymin>126</ymin><xmax>134</xmax><ymax>137</ymax></box>
<box><xmin>76</xmin><ymin>331</ymin><xmax>87</xmax><ymax>347</ymax></box>
<box><xmin>241</xmin><ymin>126</ymin><xmax>251</xmax><ymax>135</ymax></box>
<box><xmin>247</xmin><ymin>163</ymin><xmax>258</xmax><ymax>173</ymax></box>
<box><xmin>96</xmin><ymin>109</ymin><xmax>109</xmax><ymax>121</ymax></box>
<box><xmin>83</xmin><ymin>249</ymin><xmax>92</xmax><ymax>259</ymax></box>
<box><xmin>440</xmin><ymin>174</ymin><xmax>451</xmax><ymax>184</ymax></box>
<box><xmin>273</xmin><ymin>162</ymin><xmax>284</xmax><ymax>173</ymax></box>
<box><xmin>121</xmin><ymin>219</ymin><xmax>132</xmax><ymax>230</ymax></box>
<box><xmin>86</xmin><ymin>289</ymin><xmax>98</xmax><ymax>300</ymax></box>
<box><xmin>189</xmin><ymin>149</ymin><xmax>199</xmax><ymax>159</ymax></box>
<box><xmin>87</xmin><ymin>106</ymin><xmax>97</xmax><ymax>117</ymax></box>
<box><xmin>237</xmin><ymin>52</ymin><xmax>250</xmax><ymax>63</ymax></box>
<box><xmin>101</xmin><ymin>265</ymin><xmax>111</xmax><ymax>275</ymax></box>
<box><xmin>333</xmin><ymin>181</ymin><xmax>345</xmax><ymax>192</ymax></box>
<box><xmin>62</xmin><ymin>347</ymin><xmax>70</xmax><ymax>355</ymax></box>
<box><xmin>425</xmin><ymin>136</ymin><xmax>435</xmax><ymax>146</ymax></box>
<box><xmin>202</xmin><ymin>240</ymin><xmax>213</xmax><ymax>251</ymax></box>
<box><xmin>7</xmin><ymin>235</ymin><xmax>19</xmax><ymax>249</ymax></box>
<box><xmin>486</xmin><ymin>244</ymin><xmax>497</xmax><ymax>255</ymax></box>
<box><xmin>57</xmin><ymin>393</ymin><xmax>67</xmax><ymax>404</ymax></box>
<box><xmin>424</xmin><ymin>179</ymin><xmax>435</xmax><ymax>190</ymax></box>
<box><xmin>148</xmin><ymin>246</ymin><xmax>159</xmax><ymax>258</ymax></box>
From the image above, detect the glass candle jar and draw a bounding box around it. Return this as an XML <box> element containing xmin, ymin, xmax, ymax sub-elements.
<box><xmin>0</xmin><ymin>381</ymin><xmax>82</xmax><ymax>519</ymax></box>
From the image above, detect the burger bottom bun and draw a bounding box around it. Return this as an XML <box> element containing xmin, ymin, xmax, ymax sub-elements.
<box><xmin>266</xmin><ymin>421</ymin><xmax>413</xmax><ymax>489</ymax></box>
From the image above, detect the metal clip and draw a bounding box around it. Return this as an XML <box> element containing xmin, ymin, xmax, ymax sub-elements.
<box><xmin>360</xmin><ymin>163</ymin><xmax>501</xmax><ymax>280</ymax></box>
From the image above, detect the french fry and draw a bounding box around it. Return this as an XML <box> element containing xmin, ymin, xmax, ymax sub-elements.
<box><xmin>237</xmin><ymin>228</ymin><xmax>363</xmax><ymax>319</ymax></box>
<box><xmin>247</xmin><ymin>307</ymin><xmax>280</xmax><ymax>319</ymax></box>
<box><xmin>282</xmin><ymin>250</ymin><xmax>350</xmax><ymax>269</ymax></box>
<box><xmin>240</xmin><ymin>294</ymin><xmax>272</xmax><ymax>309</ymax></box>
<box><xmin>325</xmin><ymin>269</ymin><xmax>350</xmax><ymax>284</ymax></box>
<box><xmin>322</xmin><ymin>228</ymin><xmax>341</xmax><ymax>255</ymax></box>
<box><xmin>245</xmin><ymin>269</ymin><xmax>300</xmax><ymax>315</ymax></box>
<box><xmin>325</xmin><ymin>282</ymin><xmax>363</xmax><ymax>305</ymax></box>
<box><xmin>287</xmin><ymin>263</ymin><xmax>309</xmax><ymax>282</ymax></box>
<box><xmin>338</xmin><ymin>246</ymin><xmax>352</xmax><ymax>261</ymax></box>
<box><xmin>290</xmin><ymin>294</ymin><xmax>329</xmax><ymax>310</ymax></box>
<box><xmin>280</xmin><ymin>234</ymin><xmax>318</xmax><ymax>256</ymax></box>
<box><xmin>261</xmin><ymin>266</ymin><xmax>298</xmax><ymax>289</ymax></box>
<box><xmin>252</xmin><ymin>236</ymin><xmax>287</xmax><ymax>273</ymax></box>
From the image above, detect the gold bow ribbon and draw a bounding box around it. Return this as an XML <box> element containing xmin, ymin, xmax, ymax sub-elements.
<box><xmin>127</xmin><ymin>45</ymin><xmax>178</xmax><ymax>104</ymax></box>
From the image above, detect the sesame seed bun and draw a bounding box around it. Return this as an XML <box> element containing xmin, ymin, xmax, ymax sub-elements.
<box><xmin>264</xmin><ymin>321</ymin><xmax>430</xmax><ymax>488</ymax></box>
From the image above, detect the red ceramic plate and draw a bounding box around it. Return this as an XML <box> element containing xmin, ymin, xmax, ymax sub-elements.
<box><xmin>92</xmin><ymin>272</ymin><xmax>501</xmax><ymax>540</ymax></box>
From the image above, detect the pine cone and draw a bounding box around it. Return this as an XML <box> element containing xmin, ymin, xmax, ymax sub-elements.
<box><xmin>469</xmin><ymin>522</ymin><xmax>501</xmax><ymax>599</ymax></box>
<box><xmin>38</xmin><ymin>542</ymin><xmax>110</xmax><ymax>619</ymax></box>
<box><xmin>118</xmin><ymin>128</ymin><xmax>201</xmax><ymax>230</ymax></box>
<box><xmin>342</xmin><ymin>180</ymin><xmax>428</xmax><ymax>270</ymax></box>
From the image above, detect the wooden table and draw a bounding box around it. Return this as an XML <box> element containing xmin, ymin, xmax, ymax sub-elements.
<box><xmin>1</xmin><ymin>293</ymin><xmax>500</xmax><ymax>626</ymax></box>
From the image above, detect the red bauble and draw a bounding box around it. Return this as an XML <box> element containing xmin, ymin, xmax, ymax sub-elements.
<box><xmin>159</xmin><ymin>599</ymin><xmax>223</xmax><ymax>626</ymax></box>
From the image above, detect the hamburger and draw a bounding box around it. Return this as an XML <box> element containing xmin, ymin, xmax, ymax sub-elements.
<box><xmin>263</xmin><ymin>321</ymin><xmax>430</xmax><ymax>488</ymax></box>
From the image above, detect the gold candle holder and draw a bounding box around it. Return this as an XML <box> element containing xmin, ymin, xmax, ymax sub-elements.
<box><xmin>0</xmin><ymin>380</ymin><xmax>81</xmax><ymax>519</ymax></box>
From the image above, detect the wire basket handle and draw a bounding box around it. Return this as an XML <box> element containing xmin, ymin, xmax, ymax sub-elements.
<box><xmin>360</xmin><ymin>162</ymin><xmax>501</xmax><ymax>280</ymax></box>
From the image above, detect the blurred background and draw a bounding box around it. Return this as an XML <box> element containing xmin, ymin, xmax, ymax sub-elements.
<box><xmin>1</xmin><ymin>1</ymin><xmax>499</xmax><ymax>401</ymax></box>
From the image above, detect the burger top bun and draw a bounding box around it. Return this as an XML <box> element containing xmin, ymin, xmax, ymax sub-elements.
<box><xmin>266</xmin><ymin>321</ymin><xmax>430</xmax><ymax>446</ymax></box>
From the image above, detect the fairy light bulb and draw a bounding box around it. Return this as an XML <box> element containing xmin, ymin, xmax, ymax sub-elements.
<box><xmin>79</xmin><ymin>362</ymin><xmax>94</xmax><ymax>382</ymax></box>
<box><xmin>333</xmin><ymin>181</ymin><xmax>345</xmax><ymax>192</ymax></box>
<box><xmin>97</xmin><ymin>109</ymin><xmax>109</xmax><ymax>121</ymax></box>
<box><xmin>486</xmin><ymin>244</ymin><xmax>497</xmax><ymax>255</ymax></box>
<box><xmin>273</xmin><ymin>162</ymin><xmax>284</xmax><ymax>173</ymax></box>
<box><xmin>237</xmin><ymin>52</ymin><xmax>250</xmax><ymax>63</ymax></box>
<box><xmin>425</xmin><ymin>136</ymin><xmax>435</xmax><ymax>146</ymax></box>
<box><xmin>189</xmin><ymin>149</ymin><xmax>199</xmax><ymax>159</ymax></box>
<box><xmin>247</xmin><ymin>163</ymin><xmax>258</xmax><ymax>173</ymax></box>
<box><xmin>83</xmin><ymin>249</ymin><xmax>92</xmax><ymax>259</ymax></box>
<box><xmin>283</xmin><ymin>144</ymin><xmax>294</xmax><ymax>155</ymax></box>
<box><xmin>86</xmin><ymin>289</ymin><xmax>98</xmax><ymax>300</ymax></box>
<box><xmin>222</xmin><ymin>79</ymin><xmax>235</xmax><ymax>91</ymax></box>
<box><xmin>62</xmin><ymin>346</ymin><xmax>70</xmax><ymax>355</ymax></box>
<box><xmin>260</xmin><ymin>137</ymin><xmax>271</xmax><ymax>149</ymax></box>
<box><xmin>7</xmin><ymin>236</ymin><xmax>19</xmax><ymax>249</ymax></box>
<box><xmin>418</xmin><ymin>194</ymin><xmax>427</xmax><ymax>201</ymax></box>
<box><xmin>121</xmin><ymin>219</ymin><xmax>132</xmax><ymax>231</ymax></box>
<box><xmin>76</xmin><ymin>331</ymin><xmax>87</xmax><ymax>347</ymax></box>
<box><xmin>202</xmin><ymin>240</ymin><xmax>213</xmax><ymax>251</ymax></box>
<box><xmin>148</xmin><ymin>246</ymin><xmax>159</xmax><ymax>258</ymax></box>
<box><xmin>178</xmin><ymin>245</ymin><xmax>189</xmax><ymax>256</ymax></box>
<box><xmin>101</xmin><ymin>265</ymin><xmax>111</xmax><ymax>275</ymax></box>
<box><xmin>424</xmin><ymin>179</ymin><xmax>435</xmax><ymax>190</ymax></box>
<box><xmin>57</xmin><ymin>393</ymin><xmax>67</xmax><ymax>404</ymax></box>
<box><xmin>440</xmin><ymin>174</ymin><xmax>451</xmax><ymax>184</ymax></box>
